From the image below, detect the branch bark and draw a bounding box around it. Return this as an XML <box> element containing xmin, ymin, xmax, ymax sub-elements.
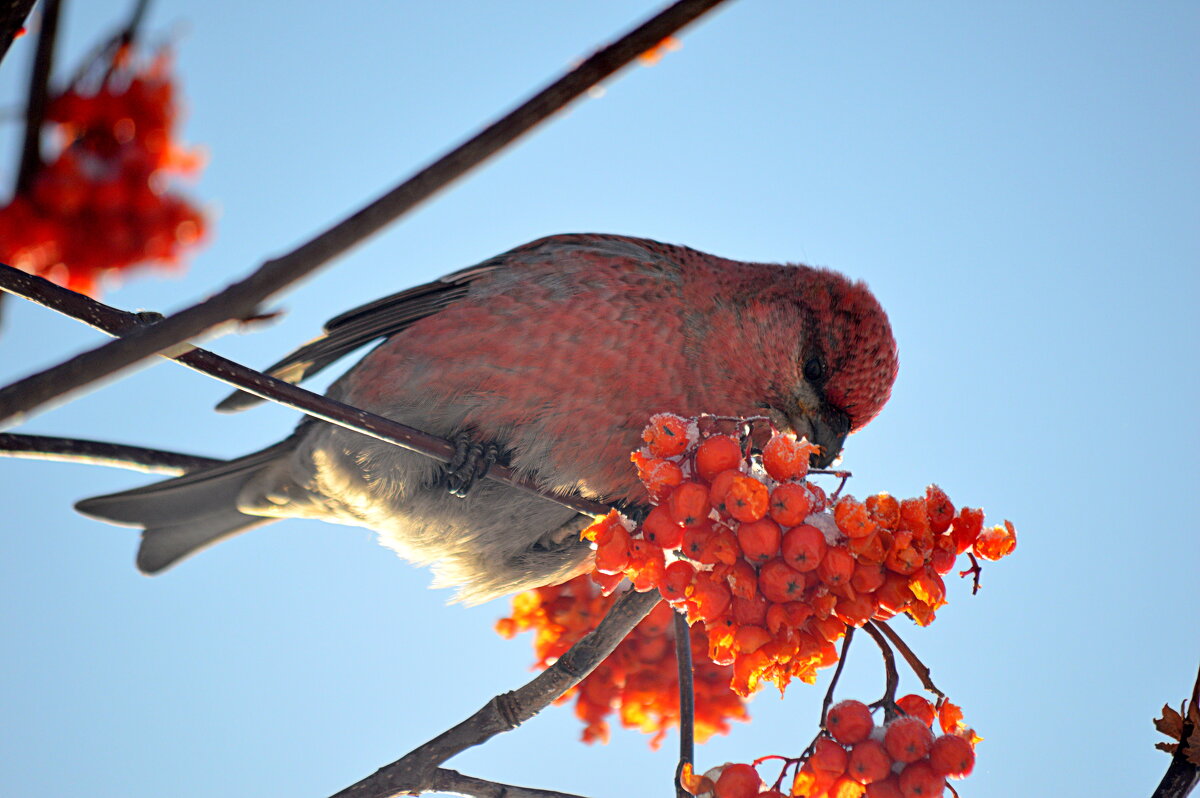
<box><xmin>15</xmin><ymin>0</ymin><xmax>58</xmax><ymax>194</ymax></box>
<box><xmin>0</xmin><ymin>431</ymin><xmax>220</xmax><ymax>474</ymax></box>
<box><xmin>0</xmin><ymin>0</ymin><xmax>732</xmax><ymax>428</ymax></box>
<box><xmin>0</xmin><ymin>0</ymin><xmax>37</xmax><ymax>67</ymax></box>
<box><xmin>328</xmin><ymin>588</ymin><xmax>661</xmax><ymax>798</ymax></box>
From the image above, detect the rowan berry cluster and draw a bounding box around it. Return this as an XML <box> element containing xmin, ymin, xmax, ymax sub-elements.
<box><xmin>686</xmin><ymin>696</ymin><xmax>977</xmax><ymax>798</ymax></box>
<box><xmin>0</xmin><ymin>43</ymin><xmax>206</xmax><ymax>295</ymax></box>
<box><xmin>585</xmin><ymin>414</ymin><xmax>1016</xmax><ymax>697</ymax></box>
<box><xmin>495</xmin><ymin>575</ymin><xmax>749</xmax><ymax>746</ymax></box>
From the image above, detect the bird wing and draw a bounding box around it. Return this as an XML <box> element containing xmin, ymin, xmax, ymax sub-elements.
<box><xmin>215</xmin><ymin>262</ymin><xmax>502</xmax><ymax>412</ymax></box>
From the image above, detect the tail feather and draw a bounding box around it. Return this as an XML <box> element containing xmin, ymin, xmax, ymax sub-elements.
<box><xmin>75</xmin><ymin>440</ymin><xmax>294</xmax><ymax>574</ymax></box>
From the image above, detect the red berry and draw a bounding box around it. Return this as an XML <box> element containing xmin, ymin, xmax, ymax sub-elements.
<box><xmin>758</xmin><ymin>558</ymin><xmax>808</xmax><ymax>603</ymax></box>
<box><xmin>769</xmin><ymin>482</ymin><xmax>813</xmax><ymax>526</ymax></box>
<box><xmin>725</xmin><ymin>475</ymin><xmax>769</xmax><ymax>522</ymax></box>
<box><xmin>929</xmin><ymin>734</ymin><xmax>975</xmax><ymax>778</ymax></box>
<box><xmin>866</xmin><ymin>775</ymin><xmax>905</xmax><ymax>798</ymax></box>
<box><xmin>848</xmin><ymin>738</ymin><xmax>893</xmax><ymax>785</ymax></box>
<box><xmin>809</xmin><ymin>736</ymin><xmax>848</xmax><ymax>776</ymax></box>
<box><xmin>695</xmin><ymin>434</ymin><xmax>742</xmax><ymax>481</ymax></box>
<box><xmin>736</xmin><ymin>517</ymin><xmax>781</xmax><ymax>563</ymax></box>
<box><xmin>642</xmin><ymin>504</ymin><xmax>684</xmax><ymax>548</ymax></box>
<box><xmin>762</xmin><ymin>433</ymin><xmax>817</xmax><ymax>481</ymax></box>
<box><xmin>642</xmin><ymin>413</ymin><xmax>690</xmax><ymax>457</ymax></box>
<box><xmin>826</xmin><ymin>699</ymin><xmax>874</xmax><ymax>745</ymax></box>
<box><xmin>898</xmin><ymin>760</ymin><xmax>945</xmax><ymax>798</ymax></box>
<box><xmin>884</xmin><ymin>717</ymin><xmax>935</xmax><ymax>763</ymax></box>
<box><xmin>714</xmin><ymin>762</ymin><xmax>760</xmax><ymax>798</ymax></box>
<box><xmin>659</xmin><ymin>560</ymin><xmax>695</xmax><ymax>601</ymax></box>
<box><xmin>895</xmin><ymin>694</ymin><xmax>936</xmax><ymax>727</ymax></box>
<box><xmin>781</xmin><ymin>524</ymin><xmax>827</xmax><ymax>572</ymax></box>
<box><xmin>669</xmin><ymin>481</ymin><xmax>712</xmax><ymax>527</ymax></box>
<box><xmin>817</xmin><ymin>546</ymin><xmax>855</xmax><ymax>587</ymax></box>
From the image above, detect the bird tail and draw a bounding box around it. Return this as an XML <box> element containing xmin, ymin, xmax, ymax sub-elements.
<box><xmin>75</xmin><ymin>439</ymin><xmax>295</xmax><ymax>574</ymax></box>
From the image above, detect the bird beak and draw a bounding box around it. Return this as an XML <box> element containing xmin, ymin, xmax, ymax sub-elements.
<box><xmin>784</xmin><ymin>404</ymin><xmax>851</xmax><ymax>469</ymax></box>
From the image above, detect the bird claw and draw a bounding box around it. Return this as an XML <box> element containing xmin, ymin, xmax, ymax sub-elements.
<box><xmin>441</xmin><ymin>434</ymin><xmax>500</xmax><ymax>498</ymax></box>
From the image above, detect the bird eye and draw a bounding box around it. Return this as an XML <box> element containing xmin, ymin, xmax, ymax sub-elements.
<box><xmin>803</xmin><ymin>356</ymin><xmax>827</xmax><ymax>383</ymax></box>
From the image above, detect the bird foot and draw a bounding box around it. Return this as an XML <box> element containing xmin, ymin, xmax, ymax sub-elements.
<box><xmin>441</xmin><ymin>433</ymin><xmax>501</xmax><ymax>498</ymax></box>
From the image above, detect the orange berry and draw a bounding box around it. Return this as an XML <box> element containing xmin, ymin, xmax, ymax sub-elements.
<box><xmin>594</xmin><ymin>525</ymin><xmax>631</xmax><ymax>574</ymax></box>
<box><xmin>758</xmin><ymin>558</ymin><xmax>808</xmax><ymax>603</ymax></box>
<box><xmin>725</xmin><ymin>475</ymin><xmax>769</xmax><ymax>522</ymax></box>
<box><xmin>632</xmin><ymin>451</ymin><xmax>684</xmax><ymax>499</ymax></box>
<box><xmin>690</xmin><ymin>573</ymin><xmax>731</xmax><ymax>622</ymax></box>
<box><xmin>642</xmin><ymin>413</ymin><xmax>690</xmax><ymax>457</ymax></box>
<box><xmin>732</xmin><ymin>593</ymin><xmax>768</xmax><ymax>626</ymax></box>
<box><xmin>865</xmin><ymin>493</ymin><xmax>901</xmax><ymax>530</ymax></box>
<box><xmin>659</xmin><ymin>560</ymin><xmax>695</xmax><ymax>601</ymax></box>
<box><xmin>884</xmin><ymin>545</ymin><xmax>923</xmax><ymax>576</ymax></box>
<box><xmin>810</xmin><ymin>736</ymin><xmax>849</xmax><ymax>776</ymax></box>
<box><xmin>762</xmin><ymin>433</ymin><xmax>817</xmax><ymax>481</ymax></box>
<box><xmin>834</xmin><ymin>591</ymin><xmax>877</xmax><ymax>627</ymax></box>
<box><xmin>865</xmin><ymin>775</ymin><xmax>905</xmax><ymax>798</ymax></box>
<box><xmin>834</xmin><ymin>497</ymin><xmax>877</xmax><ymax>539</ymax></box>
<box><xmin>929</xmin><ymin>734</ymin><xmax>975</xmax><ymax>778</ymax></box>
<box><xmin>875</xmin><ymin>572</ymin><xmax>914</xmax><ymax>614</ymax></box>
<box><xmin>884</xmin><ymin>717</ymin><xmax>935</xmax><ymax>763</ymax></box>
<box><xmin>851</xmin><ymin>561</ymin><xmax>886</xmax><ymax>594</ymax></box>
<box><xmin>695</xmin><ymin>434</ymin><xmax>742</xmax><ymax>481</ymax></box>
<box><xmin>681</xmin><ymin>522</ymin><xmax>713</xmax><ymax>560</ymax></box>
<box><xmin>950</xmin><ymin>507</ymin><xmax>983</xmax><ymax>554</ymax></box>
<box><xmin>736</xmin><ymin>517</ymin><xmax>781</xmax><ymax>563</ymax></box>
<box><xmin>827</xmin><ymin>699</ymin><xmax>874</xmax><ymax>745</ymax></box>
<box><xmin>698</xmin><ymin>526</ymin><xmax>740</xmax><ymax>566</ymax></box>
<box><xmin>848</xmin><ymin>739</ymin><xmax>893</xmax><ymax>785</ymax></box>
<box><xmin>769</xmin><ymin>481</ymin><xmax>813</xmax><ymax>526</ymax></box>
<box><xmin>733</xmin><ymin>624</ymin><xmax>771</xmax><ymax>655</ymax></box>
<box><xmin>896</xmin><ymin>694</ymin><xmax>936</xmax><ymax>727</ymax></box>
<box><xmin>714</xmin><ymin>762</ymin><xmax>761</xmax><ymax>798</ymax></box>
<box><xmin>924</xmin><ymin>485</ymin><xmax>955</xmax><ymax>534</ymax></box>
<box><xmin>818</xmin><ymin>546</ymin><xmax>855</xmax><ymax>587</ymax></box>
<box><xmin>669</xmin><ymin>481</ymin><xmax>712</xmax><ymax>527</ymax></box>
<box><xmin>937</xmin><ymin>700</ymin><xmax>965</xmax><ymax>735</ymax></box>
<box><xmin>781</xmin><ymin>523</ymin><xmax>827</xmax><ymax>572</ymax></box>
<box><xmin>642</xmin><ymin>504</ymin><xmax>684</xmax><ymax>548</ymax></box>
<box><xmin>897</xmin><ymin>760</ymin><xmax>944</xmax><ymax>798</ymax></box>
<box><xmin>708</xmin><ymin>468</ymin><xmax>742</xmax><ymax>514</ymax></box>
<box><xmin>973</xmin><ymin>520</ymin><xmax>1017</xmax><ymax>561</ymax></box>
<box><xmin>726</xmin><ymin>559</ymin><xmax>758</xmax><ymax>599</ymax></box>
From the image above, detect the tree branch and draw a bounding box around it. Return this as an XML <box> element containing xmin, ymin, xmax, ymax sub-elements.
<box><xmin>871</xmin><ymin>620</ymin><xmax>944</xmax><ymax>700</ymax></box>
<box><xmin>0</xmin><ymin>262</ymin><xmax>610</xmax><ymax>516</ymax></box>
<box><xmin>15</xmin><ymin>0</ymin><xmax>59</xmax><ymax>195</ymax></box>
<box><xmin>428</xmin><ymin>768</ymin><xmax>589</xmax><ymax>798</ymax></box>
<box><xmin>0</xmin><ymin>0</ymin><xmax>732</xmax><ymax>428</ymax></box>
<box><xmin>328</xmin><ymin>588</ymin><xmax>661</xmax><ymax>798</ymax></box>
<box><xmin>0</xmin><ymin>432</ymin><xmax>220</xmax><ymax>474</ymax></box>
<box><xmin>1152</xmin><ymin>660</ymin><xmax>1200</xmax><ymax>798</ymax></box>
<box><xmin>0</xmin><ymin>0</ymin><xmax>38</xmax><ymax>68</ymax></box>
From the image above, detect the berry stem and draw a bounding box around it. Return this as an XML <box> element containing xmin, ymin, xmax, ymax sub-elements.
<box><xmin>672</xmin><ymin>606</ymin><xmax>695</xmax><ymax>798</ymax></box>
<box><xmin>819</xmin><ymin>627</ymin><xmax>856</xmax><ymax>731</ymax></box>
<box><xmin>959</xmin><ymin>552</ymin><xmax>983</xmax><ymax>594</ymax></box>
<box><xmin>872</xmin><ymin>620</ymin><xmax>945</xmax><ymax>700</ymax></box>
<box><xmin>862</xmin><ymin>622</ymin><xmax>900</xmax><ymax>720</ymax></box>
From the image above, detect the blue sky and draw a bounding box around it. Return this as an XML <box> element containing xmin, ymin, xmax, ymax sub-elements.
<box><xmin>2</xmin><ymin>2</ymin><xmax>1198</xmax><ymax>796</ymax></box>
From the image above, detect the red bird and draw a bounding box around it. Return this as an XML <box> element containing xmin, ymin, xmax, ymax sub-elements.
<box><xmin>77</xmin><ymin>234</ymin><xmax>899</xmax><ymax>603</ymax></box>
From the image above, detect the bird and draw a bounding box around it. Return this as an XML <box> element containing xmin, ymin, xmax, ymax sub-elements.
<box><xmin>76</xmin><ymin>233</ymin><xmax>899</xmax><ymax>604</ymax></box>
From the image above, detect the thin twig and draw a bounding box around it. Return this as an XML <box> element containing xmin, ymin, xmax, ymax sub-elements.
<box><xmin>872</xmin><ymin>620</ymin><xmax>945</xmax><ymax>699</ymax></box>
<box><xmin>328</xmin><ymin>589</ymin><xmax>661</xmax><ymax>798</ymax></box>
<box><xmin>15</xmin><ymin>0</ymin><xmax>59</xmax><ymax>195</ymax></box>
<box><xmin>0</xmin><ymin>432</ymin><xmax>221</xmax><ymax>474</ymax></box>
<box><xmin>673</xmin><ymin>607</ymin><xmax>695</xmax><ymax>798</ymax></box>
<box><xmin>819</xmin><ymin>628</ymin><xmax>855</xmax><ymax>730</ymax></box>
<box><xmin>0</xmin><ymin>0</ymin><xmax>732</xmax><ymax>428</ymax></box>
<box><xmin>861</xmin><ymin>622</ymin><xmax>900</xmax><ymax>721</ymax></box>
<box><xmin>0</xmin><ymin>262</ymin><xmax>609</xmax><ymax>516</ymax></box>
<box><xmin>428</xmin><ymin>768</ymin><xmax>589</xmax><ymax>798</ymax></box>
<box><xmin>0</xmin><ymin>0</ymin><xmax>39</xmax><ymax>74</ymax></box>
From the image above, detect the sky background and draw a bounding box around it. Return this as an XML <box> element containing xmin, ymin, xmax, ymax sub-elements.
<box><xmin>1</xmin><ymin>2</ymin><xmax>1198</xmax><ymax>797</ymax></box>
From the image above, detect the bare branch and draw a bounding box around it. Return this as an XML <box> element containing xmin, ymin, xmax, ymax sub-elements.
<box><xmin>0</xmin><ymin>262</ymin><xmax>609</xmax><ymax>516</ymax></box>
<box><xmin>673</xmin><ymin>607</ymin><xmax>695</xmax><ymax>798</ymax></box>
<box><xmin>0</xmin><ymin>0</ymin><xmax>732</xmax><ymax>427</ymax></box>
<box><xmin>428</xmin><ymin>769</ymin><xmax>589</xmax><ymax>798</ymax></box>
<box><xmin>872</xmin><ymin>620</ymin><xmax>944</xmax><ymax>700</ymax></box>
<box><xmin>0</xmin><ymin>432</ymin><xmax>220</xmax><ymax>474</ymax></box>
<box><xmin>15</xmin><ymin>0</ymin><xmax>59</xmax><ymax>194</ymax></box>
<box><xmin>862</xmin><ymin>623</ymin><xmax>900</xmax><ymax>721</ymax></box>
<box><xmin>0</xmin><ymin>0</ymin><xmax>38</xmax><ymax>69</ymax></box>
<box><xmin>328</xmin><ymin>588</ymin><xmax>661</xmax><ymax>798</ymax></box>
